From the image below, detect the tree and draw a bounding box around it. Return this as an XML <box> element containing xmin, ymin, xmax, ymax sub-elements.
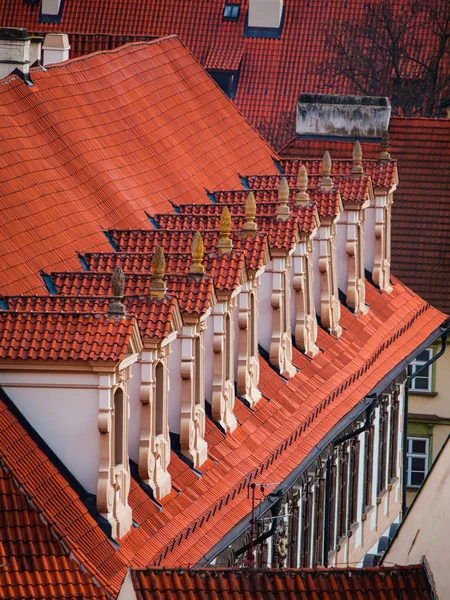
<box><xmin>320</xmin><ymin>0</ymin><xmax>450</xmax><ymax>117</ymax></box>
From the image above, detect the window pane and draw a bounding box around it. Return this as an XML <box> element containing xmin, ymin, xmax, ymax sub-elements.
<box><xmin>411</xmin><ymin>471</ymin><xmax>426</xmax><ymax>486</ymax></box>
<box><xmin>231</xmin><ymin>5</ymin><xmax>240</xmax><ymax>17</ymax></box>
<box><xmin>416</xmin><ymin>350</ymin><xmax>431</xmax><ymax>362</ymax></box>
<box><xmin>413</xmin><ymin>376</ymin><xmax>430</xmax><ymax>390</ymax></box>
<box><xmin>223</xmin><ymin>5</ymin><xmax>231</xmax><ymax>16</ymax></box>
<box><xmin>411</xmin><ymin>439</ymin><xmax>427</xmax><ymax>454</ymax></box>
<box><xmin>411</xmin><ymin>457</ymin><xmax>426</xmax><ymax>471</ymax></box>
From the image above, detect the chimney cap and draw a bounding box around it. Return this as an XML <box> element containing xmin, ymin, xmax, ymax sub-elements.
<box><xmin>43</xmin><ymin>33</ymin><xmax>70</xmax><ymax>50</ymax></box>
<box><xmin>0</xmin><ymin>27</ymin><xmax>30</xmax><ymax>41</ymax></box>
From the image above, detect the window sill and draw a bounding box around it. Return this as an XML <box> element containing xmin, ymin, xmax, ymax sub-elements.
<box><xmin>388</xmin><ymin>477</ymin><xmax>399</xmax><ymax>491</ymax></box>
<box><xmin>361</xmin><ymin>505</ymin><xmax>374</xmax><ymax>521</ymax></box>
<box><xmin>409</xmin><ymin>391</ymin><xmax>438</xmax><ymax>397</ymax></box>
<box><xmin>376</xmin><ymin>489</ymin><xmax>388</xmax><ymax>504</ymax></box>
<box><xmin>348</xmin><ymin>521</ymin><xmax>359</xmax><ymax>537</ymax></box>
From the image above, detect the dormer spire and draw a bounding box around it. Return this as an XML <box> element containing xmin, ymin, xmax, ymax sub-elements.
<box><xmin>218</xmin><ymin>206</ymin><xmax>233</xmax><ymax>256</ymax></box>
<box><xmin>380</xmin><ymin>130</ymin><xmax>391</xmax><ymax>161</ymax></box>
<box><xmin>351</xmin><ymin>140</ymin><xmax>364</xmax><ymax>176</ymax></box>
<box><xmin>150</xmin><ymin>245</ymin><xmax>166</xmax><ymax>298</ymax></box>
<box><xmin>277</xmin><ymin>176</ymin><xmax>290</xmax><ymax>221</ymax></box>
<box><xmin>242</xmin><ymin>191</ymin><xmax>257</xmax><ymax>235</ymax></box>
<box><xmin>296</xmin><ymin>164</ymin><xmax>309</xmax><ymax>206</ymax></box>
<box><xmin>321</xmin><ymin>151</ymin><xmax>333</xmax><ymax>191</ymax></box>
<box><xmin>190</xmin><ymin>231</ymin><xmax>205</xmax><ymax>274</ymax></box>
<box><xmin>108</xmin><ymin>266</ymin><xmax>126</xmax><ymax>316</ymax></box>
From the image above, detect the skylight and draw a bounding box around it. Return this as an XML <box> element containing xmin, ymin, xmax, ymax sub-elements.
<box><xmin>223</xmin><ymin>3</ymin><xmax>240</xmax><ymax>20</ymax></box>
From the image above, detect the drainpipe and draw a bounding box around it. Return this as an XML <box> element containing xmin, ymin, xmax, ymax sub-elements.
<box><xmin>402</xmin><ymin>327</ymin><xmax>449</xmax><ymax>517</ymax></box>
<box><xmin>233</xmin><ymin>489</ymin><xmax>284</xmax><ymax>560</ymax></box>
<box><xmin>323</xmin><ymin>399</ymin><xmax>376</xmax><ymax>567</ymax></box>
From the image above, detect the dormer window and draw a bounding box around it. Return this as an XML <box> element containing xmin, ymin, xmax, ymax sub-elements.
<box><xmin>205</xmin><ymin>42</ymin><xmax>243</xmax><ymax>99</ymax></box>
<box><xmin>223</xmin><ymin>3</ymin><xmax>240</xmax><ymax>20</ymax></box>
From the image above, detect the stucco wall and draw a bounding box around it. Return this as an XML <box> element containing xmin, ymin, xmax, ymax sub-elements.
<box><xmin>1</xmin><ymin>371</ymin><xmax>100</xmax><ymax>493</ymax></box>
<box><xmin>258</xmin><ymin>266</ymin><xmax>273</xmax><ymax>351</ymax></box>
<box><xmin>168</xmin><ymin>336</ymin><xmax>182</xmax><ymax>434</ymax></box>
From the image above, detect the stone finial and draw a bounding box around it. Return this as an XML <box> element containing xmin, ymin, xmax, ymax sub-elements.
<box><xmin>380</xmin><ymin>130</ymin><xmax>391</xmax><ymax>161</ymax></box>
<box><xmin>296</xmin><ymin>164</ymin><xmax>309</xmax><ymax>206</ymax></box>
<box><xmin>218</xmin><ymin>206</ymin><xmax>233</xmax><ymax>256</ymax></box>
<box><xmin>150</xmin><ymin>245</ymin><xmax>166</xmax><ymax>298</ymax></box>
<box><xmin>190</xmin><ymin>231</ymin><xmax>205</xmax><ymax>274</ymax></box>
<box><xmin>108</xmin><ymin>266</ymin><xmax>126</xmax><ymax>316</ymax></box>
<box><xmin>277</xmin><ymin>176</ymin><xmax>290</xmax><ymax>221</ymax></box>
<box><xmin>321</xmin><ymin>151</ymin><xmax>333</xmax><ymax>191</ymax></box>
<box><xmin>242</xmin><ymin>191</ymin><xmax>257</xmax><ymax>235</ymax></box>
<box><xmin>351</xmin><ymin>140</ymin><xmax>364</xmax><ymax>176</ymax></box>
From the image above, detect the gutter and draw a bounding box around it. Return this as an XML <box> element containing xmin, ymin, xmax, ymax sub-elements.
<box><xmin>197</xmin><ymin>323</ymin><xmax>447</xmax><ymax>566</ymax></box>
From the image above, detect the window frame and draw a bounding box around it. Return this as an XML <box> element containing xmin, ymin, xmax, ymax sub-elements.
<box><xmin>223</xmin><ymin>3</ymin><xmax>241</xmax><ymax>21</ymax></box>
<box><xmin>406</xmin><ymin>436</ymin><xmax>430</xmax><ymax>489</ymax></box>
<box><xmin>408</xmin><ymin>347</ymin><xmax>434</xmax><ymax>393</ymax></box>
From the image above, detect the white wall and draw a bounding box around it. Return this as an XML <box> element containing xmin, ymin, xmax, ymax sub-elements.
<box><xmin>168</xmin><ymin>336</ymin><xmax>182</xmax><ymax>434</ymax></box>
<box><xmin>312</xmin><ymin>239</ymin><xmax>321</xmax><ymax>317</ymax></box>
<box><xmin>204</xmin><ymin>313</ymin><xmax>214</xmax><ymax>404</ymax></box>
<box><xmin>1</xmin><ymin>371</ymin><xmax>100</xmax><ymax>493</ymax></box>
<box><xmin>258</xmin><ymin>265</ymin><xmax>273</xmax><ymax>351</ymax></box>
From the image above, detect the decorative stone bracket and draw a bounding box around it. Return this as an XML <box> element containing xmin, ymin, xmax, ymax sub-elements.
<box><xmin>138</xmin><ymin>346</ymin><xmax>172</xmax><ymax>499</ymax></box>
<box><xmin>317</xmin><ymin>223</ymin><xmax>342</xmax><ymax>337</ymax></box>
<box><xmin>211</xmin><ymin>299</ymin><xmax>238</xmax><ymax>433</ymax></box>
<box><xmin>97</xmin><ymin>368</ymin><xmax>133</xmax><ymax>540</ymax></box>
<box><xmin>292</xmin><ymin>238</ymin><xmax>319</xmax><ymax>358</ymax></box>
<box><xmin>270</xmin><ymin>256</ymin><xmax>296</xmax><ymax>378</ymax></box>
<box><xmin>236</xmin><ymin>279</ymin><xmax>262</xmax><ymax>407</ymax></box>
<box><xmin>180</xmin><ymin>321</ymin><xmax>208</xmax><ymax>467</ymax></box>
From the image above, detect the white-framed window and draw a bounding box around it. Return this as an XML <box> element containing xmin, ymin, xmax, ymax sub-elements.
<box><xmin>408</xmin><ymin>348</ymin><xmax>433</xmax><ymax>392</ymax></box>
<box><xmin>406</xmin><ymin>437</ymin><xmax>429</xmax><ymax>488</ymax></box>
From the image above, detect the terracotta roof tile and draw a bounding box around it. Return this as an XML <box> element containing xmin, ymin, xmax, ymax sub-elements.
<box><xmin>204</xmin><ymin>41</ymin><xmax>244</xmax><ymax>71</ymax></box>
<box><xmin>0</xmin><ymin>37</ymin><xmax>276</xmax><ymax>296</ymax></box>
<box><xmin>130</xmin><ymin>566</ymin><xmax>433</xmax><ymax>599</ymax></box>
<box><xmin>0</xmin><ymin>312</ymin><xmax>136</xmax><ymax>361</ymax></box>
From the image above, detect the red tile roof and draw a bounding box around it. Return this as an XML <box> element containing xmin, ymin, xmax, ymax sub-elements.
<box><xmin>0</xmin><ymin>461</ymin><xmax>107</xmax><ymax>600</ymax></box>
<box><xmin>130</xmin><ymin>566</ymin><xmax>433</xmax><ymax>599</ymax></box>
<box><xmin>0</xmin><ymin>312</ymin><xmax>136</xmax><ymax>361</ymax></box>
<box><xmin>204</xmin><ymin>41</ymin><xmax>244</xmax><ymax>72</ymax></box>
<box><xmin>279</xmin><ymin>118</ymin><xmax>450</xmax><ymax>313</ymax></box>
<box><xmin>1</xmin><ymin>0</ymin><xmax>435</xmax><ymax>149</ymax></box>
<box><xmin>0</xmin><ymin>37</ymin><xmax>276</xmax><ymax>296</ymax></box>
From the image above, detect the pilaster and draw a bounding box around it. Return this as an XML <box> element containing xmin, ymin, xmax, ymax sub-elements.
<box><xmin>346</xmin><ymin>208</ymin><xmax>368</xmax><ymax>314</ymax></box>
<box><xmin>317</xmin><ymin>222</ymin><xmax>342</xmax><ymax>337</ymax></box>
<box><xmin>292</xmin><ymin>238</ymin><xmax>319</xmax><ymax>357</ymax></box>
<box><xmin>373</xmin><ymin>192</ymin><xmax>393</xmax><ymax>292</ymax></box>
<box><xmin>270</xmin><ymin>256</ymin><xmax>296</xmax><ymax>378</ymax></box>
<box><xmin>236</xmin><ymin>279</ymin><xmax>262</xmax><ymax>406</ymax></box>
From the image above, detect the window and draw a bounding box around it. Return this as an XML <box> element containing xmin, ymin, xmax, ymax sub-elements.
<box><xmin>249</xmin><ymin>293</ymin><xmax>256</xmax><ymax>357</ymax></box>
<box><xmin>389</xmin><ymin>389</ymin><xmax>400</xmax><ymax>480</ymax></box>
<box><xmin>407</xmin><ymin>437</ymin><xmax>429</xmax><ymax>488</ymax></box>
<box><xmin>210</xmin><ymin>71</ymin><xmax>235</xmax><ymax>97</ymax></box>
<box><xmin>348</xmin><ymin>437</ymin><xmax>360</xmax><ymax>526</ymax></box>
<box><xmin>408</xmin><ymin>348</ymin><xmax>433</xmax><ymax>392</ymax></box>
<box><xmin>225</xmin><ymin>314</ymin><xmax>232</xmax><ymax>380</ymax></box>
<box><xmin>223</xmin><ymin>3</ymin><xmax>240</xmax><ymax>20</ymax></box>
<box><xmin>300</xmin><ymin>479</ymin><xmax>312</xmax><ymax>568</ymax></box>
<box><xmin>114</xmin><ymin>388</ymin><xmax>124</xmax><ymax>467</ymax></box>
<box><xmin>327</xmin><ymin>457</ymin><xmax>337</xmax><ymax>554</ymax></box>
<box><xmin>337</xmin><ymin>444</ymin><xmax>349</xmax><ymax>539</ymax></box>
<box><xmin>377</xmin><ymin>400</ymin><xmax>389</xmax><ymax>495</ymax></box>
<box><xmin>194</xmin><ymin>336</ymin><xmax>201</xmax><ymax>405</ymax></box>
<box><xmin>155</xmin><ymin>362</ymin><xmax>164</xmax><ymax>436</ymax></box>
<box><xmin>363</xmin><ymin>423</ymin><xmax>374</xmax><ymax>510</ymax></box>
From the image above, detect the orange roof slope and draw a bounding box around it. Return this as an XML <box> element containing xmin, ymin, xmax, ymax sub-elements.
<box><xmin>280</xmin><ymin>118</ymin><xmax>450</xmax><ymax>313</ymax></box>
<box><xmin>0</xmin><ymin>312</ymin><xmax>136</xmax><ymax>361</ymax></box>
<box><xmin>0</xmin><ymin>460</ymin><xmax>107</xmax><ymax>600</ymax></box>
<box><xmin>130</xmin><ymin>566</ymin><xmax>433</xmax><ymax>600</ymax></box>
<box><xmin>0</xmin><ymin>36</ymin><xmax>276</xmax><ymax>296</ymax></box>
<box><xmin>0</xmin><ymin>0</ymin><xmax>437</xmax><ymax>149</ymax></box>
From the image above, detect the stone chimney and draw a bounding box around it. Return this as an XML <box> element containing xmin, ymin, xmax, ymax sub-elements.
<box><xmin>0</xmin><ymin>28</ymin><xmax>31</xmax><ymax>81</ymax></box>
<box><xmin>42</xmin><ymin>33</ymin><xmax>70</xmax><ymax>67</ymax></box>
<box><xmin>248</xmin><ymin>0</ymin><xmax>283</xmax><ymax>29</ymax></box>
<box><xmin>296</xmin><ymin>94</ymin><xmax>391</xmax><ymax>140</ymax></box>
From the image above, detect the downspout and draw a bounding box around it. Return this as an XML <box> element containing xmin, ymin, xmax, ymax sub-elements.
<box><xmin>402</xmin><ymin>327</ymin><xmax>449</xmax><ymax>517</ymax></box>
<box><xmin>323</xmin><ymin>399</ymin><xmax>376</xmax><ymax>567</ymax></box>
<box><xmin>234</xmin><ymin>490</ymin><xmax>284</xmax><ymax>559</ymax></box>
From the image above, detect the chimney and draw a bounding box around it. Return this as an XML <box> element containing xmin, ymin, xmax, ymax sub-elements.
<box><xmin>296</xmin><ymin>94</ymin><xmax>391</xmax><ymax>140</ymax></box>
<box><xmin>248</xmin><ymin>0</ymin><xmax>283</xmax><ymax>29</ymax></box>
<box><xmin>0</xmin><ymin>28</ymin><xmax>31</xmax><ymax>81</ymax></box>
<box><xmin>42</xmin><ymin>33</ymin><xmax>70</xmax><ymax>67</ymax></box>
<box><xmin>29</xmin><ymin>37</ymin><xmax>43</xmax><ymax>68</ymax></box>
<box><xmin>41</xmin><ymin>0</ymin><xmax>62</xmax><ymax>17</ymax></box>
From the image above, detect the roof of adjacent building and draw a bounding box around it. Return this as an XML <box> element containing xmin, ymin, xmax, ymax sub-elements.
<box><xmin>0</xmin><ymin>0</ymin><xmax>436</xmax><ymax>149</ymax></box>
<box><xmin>130</xmin><ymin>566</ymin><xmax>434</xmax><ymax>600</ymax></box>
<box><xmin>0</xmin><ymin>460</ymin><xmax>108</xmax><ymax>600</ymax></box>
<box><xmin>280</xmin><ymin>118</ymin><xmax>450</xmax><ymax>313</ymax></box>
<box><xmin>0</xmin><ymin>36</ymin><xmax>276</xmax><ymax>296</ymax></box>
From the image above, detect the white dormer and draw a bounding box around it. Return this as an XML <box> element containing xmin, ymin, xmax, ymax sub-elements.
<box><xmin>41</xmin><ymin>0</ymin><xmax>62</xmax><ymax>16</ymax></box>
<box><xmin>248</xmin><ymin>0</ymin><xmax>283</xmax><ymax>29</ymax></box>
